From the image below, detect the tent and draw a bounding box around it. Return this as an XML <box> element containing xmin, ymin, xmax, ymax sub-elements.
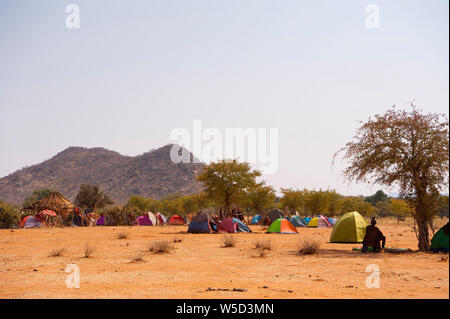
<box><xmin>136</xmin><ymin>212</ymin><xmax>157</xmax><ymax>226</ymax></box>
<box><xmin>168</xmin><ymin>214</ymin><xmax>186</xmax><ymax>225</ymax></box>
<box><xmin>328</xmin><ymin>217</ymin><xmax>338</xmax><ymax>226</ymax></box>
<box><xmin>19</xmin><ymin>215</ymin><xmax>45</xmax><ymax>228</ymax></box>
<box><xmin>266</xmin><ymin>218</ymin><xmax>298</xmax><ymax>234</ymax></box>
<box><xmin>96</xmin><ymin>215</ymin><xmax>105</xmax><ymax>226</ymax></box>
<box><xmin>218</xmin><ymin>217</ymin><xmax>252</xmax><ymax>233</ymax></box>
<box><xmin>303</xmin><ymin>217</ymin><xmax>311</xmax><ymax>225</ymax></box>
<box><xmin>430</xmin><ymin>223</ymin><xmax>449</xmax><ymax>252</ymax></box>
<box><xmin>233</xmin><ymin>218</ymin><xmax>252</xmax><ymax>232</ymax></box>
<box><xmin>307</xmin><ymin>216</ymin><xmax>332</xmax><ymax>228</ymax></box>
<box><xmin>329</xmin><ymin>211</ymin><xmax>369</xmax><ymax>243</ymax></box>
<box><xmin>187</xmin><ymin>212</ymin><xmax>216</xmax><ymax>233</ymax></box>
<box><xmin>289</xmin><ymin>215</ymin><xmax>306</xmax><ymax>227</ymax></box>
<box><xmin>156</xmin><ymin>212</ymin><xmax>168</xmax><ymax>225</ymax></box>
<box><xmin>250</xmin><ymin>214</ymin><xmax>261</xmax><ymax>225</ymax></box>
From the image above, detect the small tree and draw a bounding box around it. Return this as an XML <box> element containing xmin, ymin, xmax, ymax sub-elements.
<box><xmin>245</xmin><ymin>183</ymin><xmax>276</xmax><ymax>216</ymax></box>
<box><xmin>334</xmin><ymin>106</ymin><xmax>449</xmax><ymax>251</ymax></box>
<box><xmin>279</xmin><ymin>188</ymin><xmax>305</xmax><ymax>215</ymax></box>
<box><xmin>74</xmin><ymin>184</ymin><xmax>113</xmax><ymax>211</ymax></box>
<box><xmin>0</xmin><ymin>200</ymin><xmax>19</xmax><ymax>229</ymax></box>
<box><xmin>197</xmin><ymin>160</ymin><xmax>261</xmax><ymax>216</ymax></box>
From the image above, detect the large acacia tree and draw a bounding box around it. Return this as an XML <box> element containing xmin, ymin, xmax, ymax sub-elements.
<box><xmin>334</xmin><ymin>107</ymin><xmax>448</xmax><ymax>251</ymax></box>
<box><xmin>197</xmin><ymin>159</ymin><xmax>261</xmax><ymax>216</ymax></box>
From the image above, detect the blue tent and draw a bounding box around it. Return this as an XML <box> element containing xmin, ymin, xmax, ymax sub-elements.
<box><xmin>233</xmin><ymin>218</ymin><xmax>252</xmax><ymax>232</ymax></box>
<box><xmin>250</xmin><ymin>214</ymin><xmax>261</xmax><ymax>225</ymax></box>
<box><xmin>290</xmin><ymin>215</ymin><xmax>306</xmax><ymax>227</ymax></box>
<box><xmin>303</xmin><ymin>217</ymin><xmax>311</xmax><ymax>225</ymax></box>
<box><xmin>187</xmin><ymin>212</ymin><xmax>216</xmax><ymax>233</ymax></box>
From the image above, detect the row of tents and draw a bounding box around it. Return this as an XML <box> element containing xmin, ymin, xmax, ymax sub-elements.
<box><xmin>250</xmin><ymin>212</ymin><xmax>338</xmax><ymax>228</ymax></box>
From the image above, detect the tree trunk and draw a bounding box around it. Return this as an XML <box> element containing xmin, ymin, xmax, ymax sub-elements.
<box><xmin>416</xmin><ymin>217</ymin><xmax>430</xmax><ymax>251</ymax></box>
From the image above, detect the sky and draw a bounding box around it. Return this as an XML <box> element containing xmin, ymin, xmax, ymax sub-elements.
<box><xmin>0</xmin><ymin>0</ymin><xmax>448</xmax><ymax>197</ymax></box>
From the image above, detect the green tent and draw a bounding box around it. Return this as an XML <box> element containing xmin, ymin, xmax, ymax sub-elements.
<box><xmin>430</xmin><ymin>223</ymin><xmax>449</xmax><ymax>252</ymax></box>
<box><xmin>330</xmin><ymin>211</ymin><xmax>369</xmax><ymax>243</ymax></box>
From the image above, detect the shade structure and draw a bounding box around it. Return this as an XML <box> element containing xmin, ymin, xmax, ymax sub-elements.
<box><xmin>168</xmin><ymin>214</ymin><xmax>186</xmax><ymax>225</ymax></box>
<box><xmin>329</xmin><ymin>211</ymin><xmax>369</xmax><ymax>243</ymax></box>
<box><xmin>37</xmin><ymin>209</ymin><xmax>57</xmax><ymax>217</ymax></box>
<box><xmin>266</xmin><ymin>218</ymin><xmax>298</xmax><ymax>234</ymax></box>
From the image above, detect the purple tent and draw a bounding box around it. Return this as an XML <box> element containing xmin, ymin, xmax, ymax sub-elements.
<box><xmin>96</xmin><ymin>215</ymin><xmax>105</xmax><ymax>226</ymax></box>
<box><xmin>136</xmin><ymin>214</ymin><xmax>153</xmax><ymax>226</ymax></box>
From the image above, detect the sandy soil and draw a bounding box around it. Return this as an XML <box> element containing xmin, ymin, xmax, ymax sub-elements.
<box><xmin>0</xmin><ymin>218</ymin><xmax>448</xmax><ymax>299</ymax></box>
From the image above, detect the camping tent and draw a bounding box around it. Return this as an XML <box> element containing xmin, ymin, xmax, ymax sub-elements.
<box><xmin>250</xmin><ymin>214</ymin><xmax>261</xmax><ymax>225</ymax></box>
<box><xmin>303</xmin><ymin>217</ymin><xmax>311</xmax><ymax>225</ymax></box>
<box><xmin>28</xmin><ymin>191</ymin><xmax>75</xmax><ymax>217</ymax></box>
<box><xmin>96</xmin><ymin>215</ymin><xmax>105</xmax><ymax>226</ymax></box>
<box><xmin>328</xmin><ymin>217</ymin><xmax>338</xmax><ymax>226</ymax></box>
<box><xmin>168</xmin><ymin>214</ymin><xmax>186</xmax><ymax>225</ymax></box>
<box><xmin>430</xmin><ymin>223</ymin><xmax>449</xmax><ymax>252</ymax></box>
<box><xmin>266</xmin><ymin>218</ymin><xmax>298</xmax><ymax>234</ymax></box>
<box><xmin>218</xmin><ymin>217</ymin><xmax>252</xmax><ymax>233</ymax></box>
<box><xmin>136</xmin><ymin>214</ymin><xmax>153</xmax><ymax>226</ymax></box>
<box><xmin>156</xmin><ymin>212</ymin><xmax>168</xmax><ymax>225</ymax></box>
<box><xmin>307</xmin><ymin>216</ymin><xmax>332</xmax><ymax>228</ymax></box>
<box><xmin>187</xmin><ymin>212</ymin><xmax>216</xmax><ymax>233</ymax></box>
<box><xmin>329</xmin><ymin>211</ymin><xmax>369</xmax><ymax>243</ymax></box>
<box><xmin>19</xmin><ymin>215</ymin><xmax>45</xmax><ymax>228</ymax></box>
<box><xmin>289</xmin><ymin>215</ymin><xmax>306</xmax><ymax>227</ymax></box>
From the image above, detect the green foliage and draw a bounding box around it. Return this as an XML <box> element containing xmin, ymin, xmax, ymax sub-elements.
<box><xmin>0</xmin><ymin>200</ymin><xmax>20</xmax><ymax>229</ymax></box>
<box><xmin>74</xmin><ymin>184</ymin><xmax>113</xmax><ymax>211</ymax></box>
<box><xmin>22</xmin><ymin>189</ymin><xmax>52</xmax><ymax>208</ymax></box>
<box><xmin>364</xmin><ymin>190</ymin><xmax>388</xmax><ymax>206</ymax></box>
<box><xmin>99</xmin><ymin>206</ymin><xmax>134</xmax><ymax>226</ymax></box>
<box><xmin>244</xmin><ymin>183</ymin><xmax>276</xmax><ymax>215</ymax></box>
<box><xmin>197</xmin><ymin>159</ymin><xmax>261</xmax><ymax>214</ymax></box>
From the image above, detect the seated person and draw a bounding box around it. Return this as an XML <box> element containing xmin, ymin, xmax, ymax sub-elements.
<box><xmin>362</xmin><ymin>217</ymin><xmax>386</xmax><ymax>253</ymax></box>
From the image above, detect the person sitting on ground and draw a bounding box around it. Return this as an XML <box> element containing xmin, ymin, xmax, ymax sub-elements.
<box><xmin>362</xmin><ymin>217</ymin><xmax>386</xmax><ymax>253</ymax></box>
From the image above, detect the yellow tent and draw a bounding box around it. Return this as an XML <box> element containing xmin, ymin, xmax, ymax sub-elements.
<box><xmin>329</xmin><ymin>211</ymin><xmax>369</xmax><ymax>243</ymax></box>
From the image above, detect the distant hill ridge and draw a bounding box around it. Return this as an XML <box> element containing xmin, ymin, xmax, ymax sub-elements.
<box><xmin>0</xmin><ymin>144</ymin><xmax>204</xmax><ymax>205</ymax></box>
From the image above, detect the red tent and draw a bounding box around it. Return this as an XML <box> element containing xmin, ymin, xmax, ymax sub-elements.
<box><xmin>168</xmin><ymin>214</ymin><xmax>185</xmax><ymax>225</ymax></box>
<box><xmin>218</xmin><ymin>217</ymin><xmax>237</xmax><ymax>233</ymax></box>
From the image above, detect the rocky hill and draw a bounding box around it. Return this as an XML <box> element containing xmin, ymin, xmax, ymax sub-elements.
<box><xmin>0</xmin><ymin>144</ymin><xmax>204</xmax><ymax>205</ymax></box>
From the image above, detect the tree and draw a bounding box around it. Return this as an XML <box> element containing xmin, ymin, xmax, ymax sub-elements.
<box><xmin>0</xmin><ymin>200</ymin><xmax>19</xmax><ymax>229</ymax></box>
<box><xmin>74</xmin><ymin>184</ymin><xmax>113</xmax><ymax>211</ymax></box>
<box><xmin>279</xmin><ymin>188</ymin><xmax>305</xmax><ymax>215</ymax></box>
<box><xmin>334</xmin><ymin>106</ymin><xmax>449</xmax><ymax>251</ymax></box>
<box><xmin>304</xmin><ymin>190</ymin><xmax>329</xmax><ymax>215</ymax></box>
<box><xmin>197</xmin><ymin>159</ymin><xmax>261</xmax><ymax>216</ymax></box>
<box><xmin>364</xmin><ymin>190</ymin><xmax>388</xmax><ymax>206</ymax></box>
<box><xmin>388</xmin><ymin>198</ymin><xmax>413</xmax><ymax>219</ymax></box>
<box><xmin>325</xmin><ymin>190</ymin><xmax>343</xmax><ymax>216</ymax></box>
<box><xmin>245</xmin><ymin>183</ymin><xmax>276</xmax><ymax>215</ymax></box>
<box><xmin>23</xmin><ymin>189</ymin><xmax>52</xmax><ymax>208</ymax></box>
<box><xmin>437</xmin><ymin>195</ymin><xmax>449</xmax><ymax>217</ymax></box>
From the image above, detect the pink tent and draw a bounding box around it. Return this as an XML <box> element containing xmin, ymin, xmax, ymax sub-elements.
<box><xmin>136</xmin><ymin>214</ymin><xmax>153</xmax><ymax>226</ymax></box>
<box><xmin>218</xmin><ymin>217</ymin><xmax>237</xmax><ymax>233</ymax></box>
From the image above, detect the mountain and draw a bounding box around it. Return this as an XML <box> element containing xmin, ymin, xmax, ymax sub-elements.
<box><xmin>0</xmin><ymin>144</ymin><xmax>204</xmax><ymax>206</ymax></box>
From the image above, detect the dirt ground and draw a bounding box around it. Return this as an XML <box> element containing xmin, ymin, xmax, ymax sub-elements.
<box><xmin>0</xmin><ymin>217</ymin><xmax>448</xmax><ymax>299</ymax></box>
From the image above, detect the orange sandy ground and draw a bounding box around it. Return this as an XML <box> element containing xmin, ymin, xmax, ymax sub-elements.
<box><xmin>0</xmin><ymin>217</ymin><xmax>448</xmax><ymax>299</ymax></box>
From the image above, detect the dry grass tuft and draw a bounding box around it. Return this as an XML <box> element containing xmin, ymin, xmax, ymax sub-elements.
<box><xmin>297</xmin><ymin>238</ymin><xmax>321</xmax><ymax>255</ymax></box>
<box><xmin>116</xmin><ymin>232</ymin><xmax>129</xmax><ymax>240</ymax></box>
<box><xmin>148</xmin><ymin>240</ymin><xmax>173</xmax><ymax>254</ymax></box>
<box><xmin>254</xmin><ymin>239</ymin><xmax>272</xmax><ymax>251</ymax></box>
<box><xmin>130</xmin><ymin>252</ymin><xmax>145</xmax><ymax>263</ymax></box>
<box><xmin>49</xmin><ymin>248</ymin><xmax>65</xmax><ymax>257</ymax></box>
<box><xmin>83</xmin><ymin>242</ymin><xmax>96</xmax><ymax>258</ymax></box>
<box><xmin>221</xmin><ymin>234</ymin><xmax>237</xmax><ymax>248</ymax></box>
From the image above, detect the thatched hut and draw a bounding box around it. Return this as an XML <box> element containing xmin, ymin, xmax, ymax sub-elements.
<box><xmin>28</xmin><ymin>191</ymin><xmax>75</xmax><ymax>217</ymax></box>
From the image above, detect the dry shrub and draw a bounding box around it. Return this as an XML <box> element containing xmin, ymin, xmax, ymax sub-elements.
<box><xmin>83</xmin><ymin>242</ymin><xmax>96</xmax><ymax>258</ymax></box>
<box><xmin>49</xmin><ymin>248</ymin><xmax>65</xmax><ymax>257</ymax></box>
<box><xmin>297</xmin><ymin>238</ymin><xmax>321</xmax><ymax>255</ymax></box>
<box><xmin>253</xmin><ymin>247</ymin><xmax>269</xmax><ymax>258</ymax></box>
<box><xmin>130</xmin><ymin>252</ymin><xmax>145</xmax><ymax>263</ymax></box>
<box><xmin>116</xmin><ymin>232</ymin><xmax>129</xmax><ymax>239</ymax></box>
<box><xmin>221</xmin><ymin>234</ymin><xmax>237</xmax><ymax>248</ymax></box>
<box><xmin>254</xmin><ymin>239</ymin><xmax>272</xmax><ymax>251</ymax></box>
<box><xmin>148</xmin><ymin>240</ymin><xmax>173</xmax><ymax>254</ymax></box>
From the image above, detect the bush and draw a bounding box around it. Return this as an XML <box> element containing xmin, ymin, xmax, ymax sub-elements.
<box><xmin>0</xmin><ymin>200</ymin><xmax>20</xmax><ymax>229</ymax></box>
<box><xmin>83</xmin><ymin>242</ymin><xmax>96</xmax><ymax>258</ymax></box>
<box><xmin>253</xmin><ymin>239</ymin><xmax>272</xmax><ymax>251</ymax></box>
<box><xmin>49</xmin><ymin>248</ymin><xmax>65</xmax><ymax>257</ymax></box>
<box><xmin>100</xmin><ymin>206</ymin><xmax>135</xmax><ymax>226</ymax></box>
<box><xmin>147</xmin><ymin>240</ymin><xmax>173</xmax><ymax>254</ymax></box>
<box><xmin>221</xmin><ymin>235</ymin><xmax>237</xmax><ymax>248</ymax></box>
<box><xmin>297</xmin><ymin>238</ymin><xmax>321</xmax><ymax>255</ymax></box>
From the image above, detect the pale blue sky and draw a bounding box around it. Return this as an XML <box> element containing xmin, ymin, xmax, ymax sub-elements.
<box><xmin>0</xmin><ymin>0</ymin><xmax>448</xmax><ymax>196</ymax></box>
